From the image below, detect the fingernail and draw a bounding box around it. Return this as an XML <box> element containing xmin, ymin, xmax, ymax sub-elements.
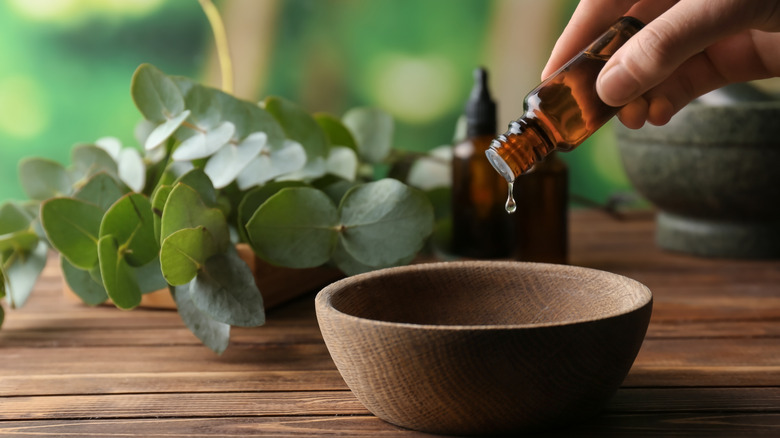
<box><xmin>598</xmin><ymin>64</ymin><xmax>640</xmax><ymax>106</ymax></box>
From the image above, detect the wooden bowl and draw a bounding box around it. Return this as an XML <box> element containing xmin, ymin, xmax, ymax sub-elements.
<box><xmin>315</xmin><ymin>261</ymin><xmax>652</xmax><ymax>435</ymax></box>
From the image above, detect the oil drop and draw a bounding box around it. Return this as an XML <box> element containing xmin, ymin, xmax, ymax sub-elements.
<box><xmin>505</xmin><ymin>181</ymin><xmax>517</xmax><ymax>214</ymax></box>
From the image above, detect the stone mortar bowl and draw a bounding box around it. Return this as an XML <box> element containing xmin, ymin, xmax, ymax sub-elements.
<box><xmin>315</xmin><ymin>261</ymin><xmax>653</xmax><ymax>435</ymax></box>
<box><xmin>615</xmin><ymin>85</ymin><xmax>780</xmax><ymax>258</ymax></box>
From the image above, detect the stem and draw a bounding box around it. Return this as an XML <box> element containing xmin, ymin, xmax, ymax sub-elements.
<box><xmin>199</xmin><ymin>0</ymin><xmax>233</xmax><ymax>94</ymax></box>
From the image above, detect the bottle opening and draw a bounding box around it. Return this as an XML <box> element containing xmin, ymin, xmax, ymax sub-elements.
<box><xmin>485</xmin><ymin>147</ymin><xmax>514</xmax><ymax>183</ymax></box>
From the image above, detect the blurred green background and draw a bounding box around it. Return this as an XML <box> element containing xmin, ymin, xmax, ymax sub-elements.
<box><xmin>0</xmin><ymin>0</ymin><xmax>633</xmax><ymax>205</ymax></box>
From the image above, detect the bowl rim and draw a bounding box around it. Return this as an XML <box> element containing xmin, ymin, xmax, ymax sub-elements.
<box><xmin>316</xmin><ymin>260</ymin><xmax>653</xmax><ymax>331</ymax></box>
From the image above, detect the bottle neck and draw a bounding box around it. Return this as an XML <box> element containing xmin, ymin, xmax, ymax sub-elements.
<box><xmin>485</xmin><ymin>117</ymin><xmax>556</xmax><ymax>182</ymax></box>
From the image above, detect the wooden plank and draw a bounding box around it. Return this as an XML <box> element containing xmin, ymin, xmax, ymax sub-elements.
<box><xmin>0</xmin><ymin>391</ymin><xmax>369</xmax><ymax>420</ymax></box>
<box><xmin>0</xmin><ymin>416</ymin><xmax>442</xmax><ymax>438</ymax></box>
<box><xmin>1</xmin><ymin>413</ymin><xmax>779</xmax><ymax>438</ymax></box>
<box><xmin>607</xmin><ymin>387</ymin><xmax>780</xmax><ymax>412</ymax></box>
<box><xmin>0</xmin><ymin>370</ymin><xmax>348</xmax><ymax>397</ymax></box>
<box><xmin>0</xmin><ymin>344</ymin><xmax>335</xmax><ymax>376</ymax></box>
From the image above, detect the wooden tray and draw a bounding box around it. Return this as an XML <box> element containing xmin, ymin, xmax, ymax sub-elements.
<box><xmin>63</xmin><ymin>243</ymin><xmax>343</xmax><ymax>310</ymax></box>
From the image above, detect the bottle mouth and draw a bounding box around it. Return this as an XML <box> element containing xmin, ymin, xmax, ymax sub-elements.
<box><xmin>485</xmin><ymin>147</ymin><xmax>514</xmax><ymax>183</ymax></box>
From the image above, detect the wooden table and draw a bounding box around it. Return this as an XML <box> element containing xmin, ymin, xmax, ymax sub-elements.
<box><xmin>2</xmin><ymin>209</ymin><xmax>779</xmax><ymax>437</ymax></box>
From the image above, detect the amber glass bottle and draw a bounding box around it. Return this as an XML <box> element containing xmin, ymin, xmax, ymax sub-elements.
<box><xmin>451</xmin><ymin>68</ymin><xmax>513</xmax><ymax>258</ymax></box>
<box><xmin>512</xmin><ymin>152</ymin><xmax>568</xmax><ymax>263</ymax></box>
<box><xmin>486</xmin><ymin>16</ymin><xmax>644</xmax><ymax>182</ymax></box>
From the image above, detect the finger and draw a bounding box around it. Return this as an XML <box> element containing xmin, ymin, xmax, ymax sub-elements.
<box><xmin>616</xmin><ymin>98</ymin><xmax>649</xmax><ymax>129</ymax></box>
<box><xmin>595</xmin><ymin>0</ymin><xmax>765</xmax><ymax>106</ymax></box>
<box><xmin>639</xmin><ymin>30</ymin><xmax>777</xmax><ymax>126</ymax></box>
<box><xmin>541</xmin><ymin>0</ymin><xmax>637</xmax><ymax>80</ymax></box>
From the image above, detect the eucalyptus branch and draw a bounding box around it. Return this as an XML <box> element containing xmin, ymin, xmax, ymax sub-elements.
<box><xmin>199</xmin><ymin>0</ymin><xmax>234</xmax><ymax>94</ymax></box>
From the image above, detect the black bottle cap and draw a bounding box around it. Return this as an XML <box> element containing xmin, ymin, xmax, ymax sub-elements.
<box><xmin>465</xmin><ymin>67</ymin><xmax>497</xmax><ymax>137</ymax></box>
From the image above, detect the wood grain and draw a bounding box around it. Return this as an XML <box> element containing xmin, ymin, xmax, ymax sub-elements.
<box><xmin>0</xmin><ymin>209</ymin><xmax>778</xmax><ymax>436</ymax></box>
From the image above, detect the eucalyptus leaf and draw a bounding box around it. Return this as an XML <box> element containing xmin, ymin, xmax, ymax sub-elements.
<box><xmin>173</xmin><ymin>283</ymin><xmax>230</xmax><ymax>355</ymax></box>
<box><xmin>326</xmin><ymin>146</ymin><xmax>358</xmax><ymax>181</ymax></box>
<box><xmin>98</xmin><ymin>234</ymin><xmax>141</xmax><ymax>309</ymax></box>
<box><xmin>172</xmin><ymin>121</ymin><xmax>235</xmax><ymax>161</ymax></box>
<box><xmin>71</xmin><ymin>144</ymin><xmax>119</xmax><ymax>184</ymax></box>
<box><xmin>315</xmin><ymin>113</ymin><xmax>357</xmax><ymax>152</ymax></box>
<box><xmin>0</xmin><ymin>202</ymin><xmax>37</xmax><ymax>252</ymax></box>
<box><xmin>18</xmin><ymin>158</ymin><xmax>71</xmax><ymax>200</ymax></box>
<box><xmin>95</xmin><ymin>137</ymin><xmax>122</xmax><ymax>159</ymax></box>
<box><xmin>222</xmin><ymin>95</ymin><xmax>286</xmax><ymax>144</ymax></box>
<box><xmin>342</xmin><ymin>107</ymin><xmax>394</xmax><ymax>164</ymax></box>
<box><xmin>131</xmin><ymin>63</ymin><xmax>186</xmax><ymax>123</ymax></box>
<box><xmin>236</xmin><ymin>181</ymin><xmax>306</xmax><ymax>243</ymax></box>
<box><xmin>264</xmin><ymin>96</ymin><xmax>329</xmax><ymax>159</ymax></box>
<box><xmin>278</xmin><ymin>156</ymin><xmax>327</xmax><ymax>182</ymax></box>
<box><xmin>190</xmin><ymin>250</ymin><xmax>265</xmax><ymax>327</ymax></box>
<box><xmin>160</xmin><ymin>227</ymin><xmax>217</xmax><ymax>286</ymax></box>
<box><xmin>61</xmin><ymin>256</ymin><xmax>108</xmax><ymax>306</ymax></box>
<box><xmin>179</xmin><ymin>83</ymin><xmax>223</xmax><ymax>130</ymax></box>
<box><xmin>173</xmin><ymin>169</ymin><xmax>217</xmax><ymax>207</ymax></box>
<box><xmin>406</xmin><ymin>145</ymin><xmax>452</xmax><ymax>190</ymax></box>
<box><xmin>235</xmin><ymin>139</ymin><xmax>307</xmax><ymax>190</ymax></box>
<box><xmin>4</xmin><ymin>241</ymin><xmax>47</xmax><ymax>309</ymax></box>
<box><xmin>205</xmin><ymin>132</ymin><xmax>267</xmax><ymax>189</ymax></box>
<box><xmin>338</xmin><ymin>178</ymin><xmax>433</xmax><ymax>266</ymax></box>
<box><xmin>145</xmin><ymin>110</ymin><xmax>191</xmax><ymax>151</ymax></box>
<box><xmin>246</xmin><ymin>187</ymin><xmax>338</xmax><ymax>268</ymax></box>
<box><xmin>118</xmin><ymin>148</ymin><xmax>146</xmax><ymax>192</ymax></box>
<box><xmin>99</xmin><ymin>193</ymin><xmax>158</xmax><ymax>267</ymax></box>
<box><xmin>41</xmin><ymin>197</ymin><xmax>104</xmax><ymax>270</ymax></box>
<box><xmin>151</xmin><ymin>185</ymin><xmax>172</xmax><ymax>244</ymax></box>
<box><xmin>331</xmin><ymin>238</ymin><xmax>416</xmax><ymax>276</ymax></box>
<box><xmin>74</xmin><ymin>172</ymin><xmax>129</xmax><ymax>212</ymax></box>
<box><xmin>134</xmin><ymin>257</ymin><xmax>168</xmax><ymax>294</ymax></box>
<box><xmin>161</xmin><ymin>183</ymin><xmax>229</xmax><ymax>251</ymax></box>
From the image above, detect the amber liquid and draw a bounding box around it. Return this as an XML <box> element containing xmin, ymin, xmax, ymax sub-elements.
<box><xmin>451</xmin><ymin>134</ymin><xmax>514</xmax><ymax>258</ymax></box>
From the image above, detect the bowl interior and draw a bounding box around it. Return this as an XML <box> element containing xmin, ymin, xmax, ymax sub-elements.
<box><xmin>327</xmin><ymin>261</ymin><xmax>650</xmax><ymax>328</ymax></box>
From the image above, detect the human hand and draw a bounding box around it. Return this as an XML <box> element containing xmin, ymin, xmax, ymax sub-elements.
<box><xmin>541</xmin><ymin>0</ymin><xmax>780</xmax><ymax>128</ymax></box>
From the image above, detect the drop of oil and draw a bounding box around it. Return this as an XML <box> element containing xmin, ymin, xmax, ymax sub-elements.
<box><xmin>505</xmin><ymin>181</ymin><xmax>517</xmax><ymax>214</ymax></box>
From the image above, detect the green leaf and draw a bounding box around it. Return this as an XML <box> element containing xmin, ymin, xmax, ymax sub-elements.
<box><xmin>315</xmin><ymin>113</ymin><xmax>357</xmax><ymax>151</ymax></box>
<box><xmin>339</xmin><ymin>179</ymin><xmax>433</xmax><ymax>266</ymax></box>
<box><xmin>117</xmin><ymin>148</ymin><xmax>146</xmax><ymax>192</ymax></box>
<box><xmin>99</xmin><ymin>193</ymin><xmax>158</xmax><ymax>267</ymax></box>
<box><xmin>172</xmin><ymin>121</ymin><xmax>235</xmax><ymax>161</ymax></box>
<box><xmin>222</xmin><ymin>95</ymin><xmax>286</xmax><ymax>144</ymax></box>
<box><xmin>205</xmin><ymin>132</ymin><xmax>267</xmax><ymax>189</ymax></box>
<box><xmin>18</xmin><ymin>158</ymin><xmax>72</xmax><ymax>200</ymax></box>
<box><xmin>160</xmin><ymin>227</ymin><xmax>217</xmax><ymax>286</ymax></box>
<box><xmin>61</xmin><ymin>256</ymin><xmax>108</xmax><ymax>306</ymax></box>
<box><xmin>331</xmin><ymin>239</ymin><xmax>416</xmax><ymax>276</ymax></box>
<box><xmin>134</xmin><ymin>257</ymin><xmax>168</xmax><ymax>294</ymax></box>
<box><xmin>246</xmin><ymin>187</ymin><xmax>338</xmax><ymax>268</ymax></box>
<box><xmin>173</xmin><ymin>283</ymin><xmax>230</xmax><ymax>355</ymax></box>
<box><xmin>161</xmin><ymin>183</ymin><xmax>229</xmax><ymax>251</ymax></box>
<box><xmin>71</xmin><ymin>144</ymin><xmax>119</xmax><ymax>185</ymax></box>
<box><xmin>131</xmin><ymin>63</ymin><xmax>186</xmax><ymax>123</ymax></box>
<box><xmin>98</xmin><ymin>234</ymin><xmax>141</xmax><ymax>309</ymax></box>
<box><xmin>235</xmin><ymin>139</ymin><xmax>307</xmax><ymax>190</ymax></box>
<box><xmin>236</xmin><ymin>181</ymin><xmax>306</xmax><ymax>243</ymax></box>
<box><xmin>4</xmin><ymin>241</ymin><xmax>47</xmax><ymax>308</ymax></box>
<box><xmin>179</xmin><ymin>83</ymin><xmax>223</xmax><ymax>130</ymax></box>
<box><xmin>41</xmin><ymin>198</ymin><xmax>104</xmax><ymax>270</ymax></box>
<box><xmin>151</xmin><ymin>185</ymin><xmax>172</xmax><ymax>244</ymax></box>
<box><xmin>144</xmin><ymin>110</ymin><xmax>191</xmax><ymax>151</ymax></box>
<box><xmin>342</xmin><ymin>107</ymin><xmax>394</xmax><ymax>164</ymax></box>
<box><xmin>173</xmin><ymin>168</ymin><xmax>217</xmax><ymax>207</ymax></box>
<box><xmin>326</xmin><ymin>146</ymin><xmax>358</xmax><ymax>181</ymax></box>
<box><xmin>74</xmin><ymin>172</ymin><xmax>129</xmax><ymax>212</ymax></box>
<box><xmin>264</xmin><ymin>96</ymin><xmax>329</xmax><ymax>160</ymax></box>
<box><xmin>0</xmin><ymin>202</ymin><xmax>37</xmax><ymax>252</ymax></box>
<box><xmin>190</xmin><ymin>250</ymin><xmax>265</xmax><ymax>327</ymax></box>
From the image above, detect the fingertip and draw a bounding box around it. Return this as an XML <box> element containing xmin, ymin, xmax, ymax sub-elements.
<box><xmin>616</xmin><ymin>98</ymin><xmax>649</xmax><ymax>129</ymax></box>
<box><xmin>647</xmin><ymin>96</ymin><xmax>675</xmax><ymax>126</ymax></box>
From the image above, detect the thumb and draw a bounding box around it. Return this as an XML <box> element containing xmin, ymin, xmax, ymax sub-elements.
<box><xmin>596</xmin><ymin>0</ymin><xmax>755</xmax><ymax>106</ymax></box>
